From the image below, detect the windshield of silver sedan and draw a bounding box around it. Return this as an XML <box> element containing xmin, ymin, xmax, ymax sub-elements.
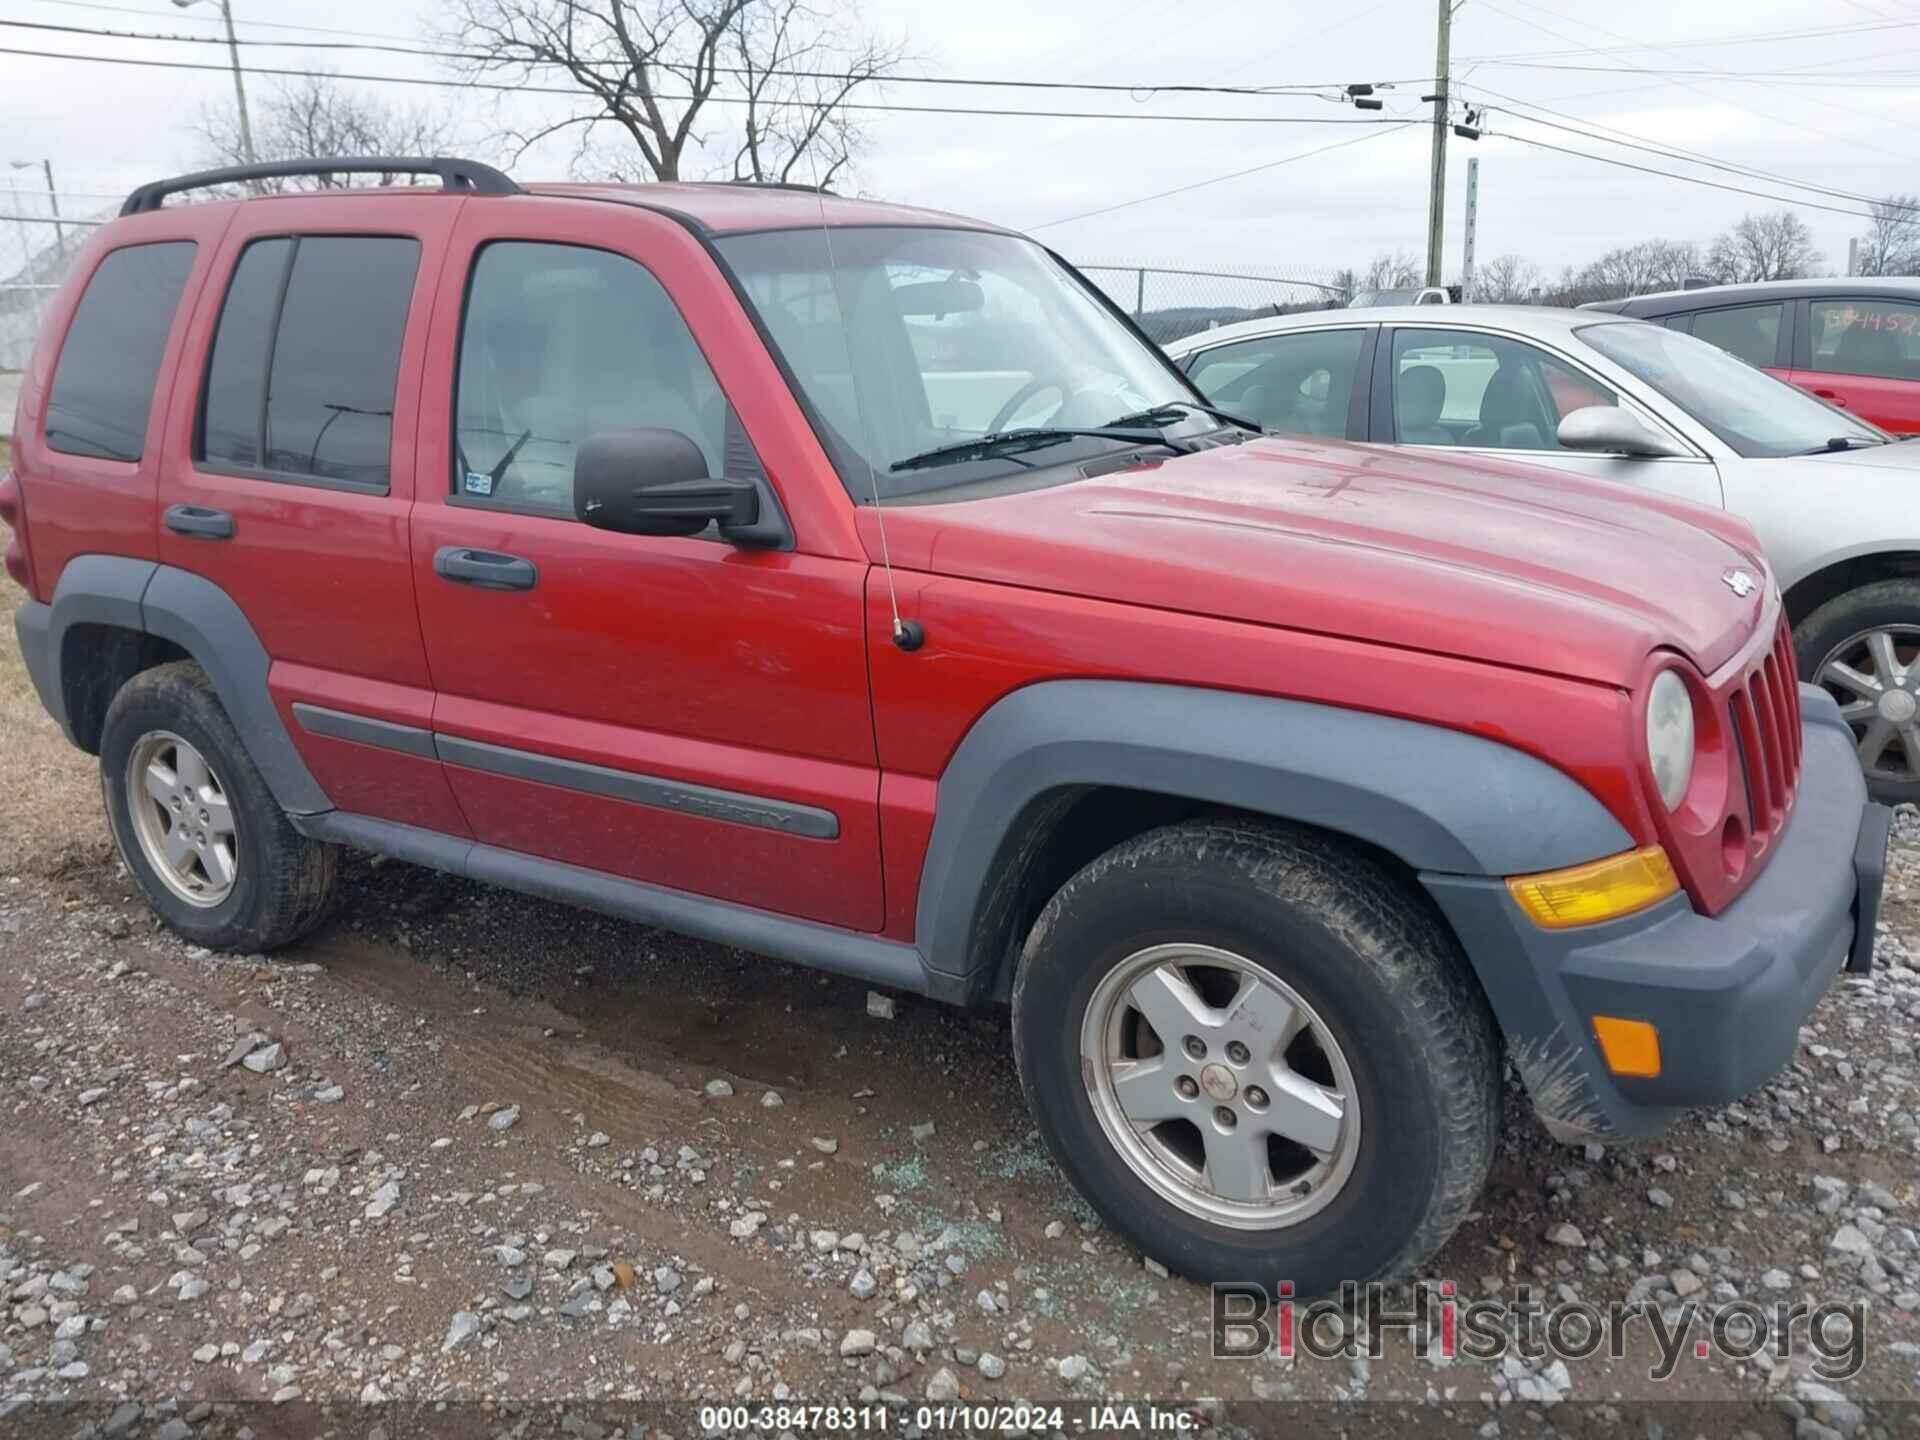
<box><xmin>713</xmin><ymin>226</ymin><xmax>1223</xmax><ymax>500</ymax></box>
<box><xmin>1577</xmin><ymin>321</ymin><xmax>1886</xmax><ymax>459</ymax></box>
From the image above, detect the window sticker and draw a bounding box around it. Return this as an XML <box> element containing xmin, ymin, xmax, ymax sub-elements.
<box><xmin>463</xmin><ymin>470</ymin><xmax>495</xmax><ymax>496</ymax></box>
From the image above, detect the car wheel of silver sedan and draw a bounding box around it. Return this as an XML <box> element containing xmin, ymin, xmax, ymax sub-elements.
<box><xmin>1817</xmin><ymin>625</ymin><xmax>1920</xmax><ymax>785</ymax></box>
<box><xmin>1797</xmin><ymin>580</ymin><xmax>1920</xmax><ymax>802</ymax></box>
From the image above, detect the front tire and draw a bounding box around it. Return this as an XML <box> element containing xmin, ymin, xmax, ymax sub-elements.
<box><xmin>101</xmin><ymin>661</ymin><xmax>338</xmax><ymax>952</ymax></box>
<box><xmin>1795</xmin><ymin>579</ymin><xmax>1920</xmax><ymax>805</ymax></box>
<box><xmin>1011</xmin><ymin>819</ymin><xmax>1499</xmax><ymax>1295</ymax></box>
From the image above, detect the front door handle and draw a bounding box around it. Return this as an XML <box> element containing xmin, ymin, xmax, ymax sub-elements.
<box><xmin>163</xmin><ymin>503</ymin><xmax>234</xmax><ymax>540</ymax></box>
<box><xmin>433</xmin><ymin>545</ymin><xmax>537</xmax><ymax>591</ymax></box>
<box><xmin>1811</xmin><ymin>387</ymin><xmax>1849</xmax><ymax>406</ymax></box>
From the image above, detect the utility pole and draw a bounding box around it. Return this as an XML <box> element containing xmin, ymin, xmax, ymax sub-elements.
<box><xmin>40</xmin><ymin>159</ymin><xmax>63</xmax><ymax>256</ymax></box>
<box><xmin>5</xmin><ymin>159</ymin><xmax>61</xmax><ymax>257</ymax></box>
<box><xmin>1425</xmin><ymin>0</ymin><xmax>1453</xmax><ymax>288</ymax></box>
<box><xmin>1461</xmin><ymin>156</ymin><xmax>1478</xmax><ymax>302</ymax></box>
<box><xmin>172</xmin><ymin>0</ymin><xmax>256</xmax><ymax>168</ymax></box>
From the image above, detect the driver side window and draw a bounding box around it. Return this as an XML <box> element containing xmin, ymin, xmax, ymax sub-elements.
<box><xmin>1186</xmin><ymin>329</ymin><xmax>1365</xmax><ymax>438</ymax></box>
<box><xmin>453</xmin><ymin>241</ymin><xmax>755</xmax><ymax>519</ymax></box>
<box><xmin>1389</xmin><ymin>329</ymin><xmax>1616</xmax><ymax>451</ymax></box>
<box><xmin>896</xmin><ymin>267</ymin><xmax>1047</xmax><ymax>433</ymax></box>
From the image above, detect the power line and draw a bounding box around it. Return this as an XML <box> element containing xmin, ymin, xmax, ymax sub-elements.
<box><xmin>1029</xmin><ymin>123</ymin><xmax>1417</xmax><ymax>229</ymax></box>
<box><xmin>1473</xmin><ymin>59</ymin><xmax>1920</xmax><ymax>83</ymax></box>
<box><xmin>1469</xmin><ymin>0</ymin><xmax>1920</xmax><ymax>168</ymax></box>
<box><xmin>23</xmin><ymin>0</ymin><xmax>422</xmax><ymax>44</ymax></box>
<box><xmin>1465</xmin><ymin>86</ymin><xmax>1920</xmax><ymax>215</ymax></box>
<box><xmin>1461</xmin><ymin>13</ymin><xmax>1920</xmax><ymax>62</ymax></box>
<box><xmin>1492</xmin><ymin>131</ymin><xmax>1880</xmax><ymax>220</ymax></box>
<box><xmin>0</xmin><ymin>45</ymin><xmax>1419</xmax><ymax>126</ymax></box>
<box><xmin>0</xmin><ymin>18</ymin><xmax>1424</xmax><ymax>101</ymax></box>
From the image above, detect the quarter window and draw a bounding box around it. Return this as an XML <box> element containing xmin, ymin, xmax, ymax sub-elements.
<box><xmin>453</xmin><ymin>241</ymin><xmax>748</xmax><ymax>519</ymax></box>
<box><xmin>1809</xmin><ymin>299</ymin><xmax>1920</xmax><ymax>382</ymax></box>
<box><xmin>1186</xmin><ymin>330</ymin><xmax>1366</xmax><ymax>438</ymax></box>
<box><xmin>197</xmin><ymin>234</ymin><xmax>420</xmax><ymax>489</ymax></box>
<box><xmin>46</xmin><ymin>241</ymin><xmax>196</xmax><ymax>461</ymax></box>
<box><xmin>1389</xmin><ymin>329</ymin><xmax>1617</xmax><ymax>451</ymax></box>
<box><xmin>1687</xmin><ymin>304</ymin><xmax>1784</xmax><ymax>369</ymax></box>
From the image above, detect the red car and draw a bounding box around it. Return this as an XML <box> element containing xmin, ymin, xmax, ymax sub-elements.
<box><xmin>1</xmin><ymin>158</ymin><xmax>1887</xmax><ymax>1294</ymax></box>
<box><xmin>1586</xmin><ymin>277</ymin><xmax>1920</xmax><ymax>433</ymax></box>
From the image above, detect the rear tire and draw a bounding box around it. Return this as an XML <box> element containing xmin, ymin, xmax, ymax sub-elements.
<box><xmin>101</xmin><ymin>661</ymin><xmax>338</xmax><ymax>952</ymax></box>
<box><xmin>1795</xmin><ymin>580</ymin><xmax>1920</xmax><ymax>805</ymax></box>
<box><xmin>1011</xmin><ymin>818</ymin><xmax>1499</xmax><ymax>1295</ymax></box>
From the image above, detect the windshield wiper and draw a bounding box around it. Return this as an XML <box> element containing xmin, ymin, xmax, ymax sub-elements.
<box><xmin>889</xmin><ymin>425</ymin><xmax>1187</xmax><ymax>474</ymax></box>
<box><xmin>1801</xmin><ymin>435</ymin><xmax>1888</xmax><ymax>454</ymax></box>
<box><xmin>1103</xmin><ymin>400</ymin><xmax>1265</xmax><ymax>435</ymax></box>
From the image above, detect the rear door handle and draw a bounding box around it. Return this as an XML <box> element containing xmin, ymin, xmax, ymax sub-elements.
<box><xmin>163</xmin><ymin>503</ymin><xmax>234</xmax><ymax>540</ymax></box>
<box><xmin>433</xmin><ymin>545</ymin><xmax>537</xmax><ymax>591</ymax></box>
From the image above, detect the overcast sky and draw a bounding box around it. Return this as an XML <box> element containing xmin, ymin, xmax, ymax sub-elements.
<box><xmin>5</xmin><ymin>0</ymin><xmax>1917</xmax><ymax>290</ymax></box>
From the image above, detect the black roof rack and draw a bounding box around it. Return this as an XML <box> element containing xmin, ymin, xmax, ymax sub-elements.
<box><xmin>120</xmin><ymin>156</ymin><xmax>519</xmax><ymax>216</ymax></box>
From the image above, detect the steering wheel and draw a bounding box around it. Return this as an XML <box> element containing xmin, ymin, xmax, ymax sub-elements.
<box><xmin>988</xmin><ymin>375</ymin><xmax>1074</xmax><ymax>434</ymax></box>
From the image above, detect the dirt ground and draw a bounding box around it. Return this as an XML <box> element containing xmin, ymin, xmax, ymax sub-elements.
<box><xmin>2</xmin><ymin>465</ymin><xmax>1918</xmax><ymax>1434</ymax></box>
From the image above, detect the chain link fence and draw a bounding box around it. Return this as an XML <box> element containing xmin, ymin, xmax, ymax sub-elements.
<box><xmin>1075</xmin><ymin>263</ymin><xmax>1352</xmax><ymax>346</ymax></box>
<box><xmin>2</xmin><ymin>189</ymin><xmax>112</xmax><ymax>382</ymax></box>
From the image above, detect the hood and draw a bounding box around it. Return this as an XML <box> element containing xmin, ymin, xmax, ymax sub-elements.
<box><xmin>883</xmin><ymin>436</ymin><xmax>1769</xmax><ymax>687</ymax></box>
<box><xmin>1800</xmin><ymin>438</ymin><xmax>1920</xmax><ymax>476</ymax></box>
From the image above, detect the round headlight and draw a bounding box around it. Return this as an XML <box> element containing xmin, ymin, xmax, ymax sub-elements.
<box><xmin>1646</xmin><ymin>669</ymin><xmax>1695</xmax><ymax>811</ymax></box>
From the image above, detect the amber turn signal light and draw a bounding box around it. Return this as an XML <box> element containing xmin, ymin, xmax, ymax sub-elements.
<box><xmin>1506</xmin><ymin>845</ymin><xmax>1680</xmax><ymax>930</ymax></box>
<box><xmin>1591</xmin><ymin>1015</ymin><xmax>1662</xmax><ymax>1078</ymax></box>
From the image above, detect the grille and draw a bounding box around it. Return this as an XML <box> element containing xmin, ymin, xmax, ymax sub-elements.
<box><xmin>1730</xmin><ymin>622</ymin><xmax>1802</xmax><ymax>849</ymax></box>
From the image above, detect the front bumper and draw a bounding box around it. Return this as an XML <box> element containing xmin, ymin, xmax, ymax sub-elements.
<box><xmin>1424</xmin><ymin>687</ymin><xmax>1887</xmax><ymax>1140</ymax></box>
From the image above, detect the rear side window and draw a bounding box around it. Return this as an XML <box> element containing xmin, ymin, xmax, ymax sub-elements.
<box><xmin>1687</xmin><ymin>303</ymin><xmax>1784</xmax><ymax>369</ymax></box>
<box><xmin>1809</xmin><ymin>299</ymin><xmax>1920</xmax><ymax>381</ymax></box>
<box><xmin>46</xmin><ymin>241</ymin><xmax>196</xmax><ymax>461</ymax></box>
<box><xmin>200</xmin><ymin>238</ymin><xmax>290</xmax><ymax>468</ymax></box>
<box><xmin>198</xmin><ymin>234</ymin><xmax>420</xmax><ymax>489</ymax></box>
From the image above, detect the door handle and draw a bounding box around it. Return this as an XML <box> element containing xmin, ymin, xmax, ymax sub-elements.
<box><xmin>163</xmin><ymin>503</ymin><xmax>234</xmax><ymax>540</ymax></box>
<box><xmin>1812</xmin><ymin>388</ymin><xmax>1848</xmax><ymax>406</ymax></box>
<box><xmin>433</xmin><ymin>545</ymin><xmax>537</xmax><ymax>591</ymax></box>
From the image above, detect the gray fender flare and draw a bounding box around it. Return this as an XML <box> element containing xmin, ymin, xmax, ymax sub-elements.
<box><xmin>41</xmin><ymin>555</ymin><xmax>331</xmax><ymax>815</ymax></box>
<box><xmin>912</xmin><ymin>679</ymin><xmax>1633</xmax><ymax>985</ymax></box>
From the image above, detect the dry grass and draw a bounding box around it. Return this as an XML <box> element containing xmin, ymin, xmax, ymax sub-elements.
<box><xmin>0</xmin><ymin>438</ymin><xmax>112</xmax><ymax>877</ymax></box>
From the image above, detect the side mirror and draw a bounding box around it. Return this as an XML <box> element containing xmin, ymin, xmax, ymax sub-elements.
<box><xmin>574</xmin><ymin>429</ymin><xmax>760</xmax><ymax>538</ymax></box>
<box><xmin>1556</xmin><ymin>405</ymin><xmax>1689</xmax><ymax>459</ymax></box>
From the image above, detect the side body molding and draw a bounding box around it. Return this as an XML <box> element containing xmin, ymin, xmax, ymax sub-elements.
<box><xmin>912</xmin><ymin>679</ymin><xmax>1634</xmax><ymax>985</ymax></box>
<box><xmin>33</xmin><ymin>556</ymin><xmax>331</xmax><ymax>815</ymax></box>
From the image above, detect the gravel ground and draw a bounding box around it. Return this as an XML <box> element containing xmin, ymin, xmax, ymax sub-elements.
<box><xmin>1</xmin><ymin>575</ymin><xmax>1919</xmax><ymax>1432</ymax></box>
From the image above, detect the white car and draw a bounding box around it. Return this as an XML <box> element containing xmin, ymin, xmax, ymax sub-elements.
<box><xmin>1166</xmin><ymin>304</ymin><xmax>1920</xmax><ymax>802</ymax></box>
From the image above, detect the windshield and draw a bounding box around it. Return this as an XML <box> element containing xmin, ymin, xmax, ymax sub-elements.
<box><xmin>713</xmin><ymin>227</ymin><xmax>1206</xmax><ymax>499</ymax></box>
<box><xmin>1576</xmin><ymin>321</ymin><xmax>1886</xmax><ymax>458</ymax></box>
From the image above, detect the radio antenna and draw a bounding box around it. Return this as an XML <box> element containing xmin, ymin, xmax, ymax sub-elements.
<box><xmin>804</xmin><ymin>154</ymin><xmax>923</xmax><ymax>652</ymax></box>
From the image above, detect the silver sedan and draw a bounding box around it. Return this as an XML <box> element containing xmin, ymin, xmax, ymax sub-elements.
<box><xmin>1166</xmin><ymin>305</ymin><xmax>1920</xmax><ymax>802</ymax></box>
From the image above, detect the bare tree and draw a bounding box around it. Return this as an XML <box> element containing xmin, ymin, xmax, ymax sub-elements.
<box><xmin>1564</xmin><ymin>239</ymin><xmax>1700</xmax><ymax>303</ymax></box>
<box><xmin>1361</xmin><ymin>250</ymin><xmax>1422</xmax><ymax>291</ymax></box>
<box><xmin>1474</xmin><ymin>253</ymin><xmax>1542</xmax><ymax>304</ymax></box>
<box><xmin>1855</xmin><ymin>194</ymin><xmax>1920</xmax><ymax>277</ymax></box>
<box><xmin>444</xmin><ymin>0</ymin><xmax>905</xmax><ymax>187</ymax></box>
<box><xmin>1706</xmin><ymin>211</ymin><xmax>1822</xmax><ymax>283</ymax></box>
<box><xmin>196</xmin><ymin>74</ymin><xmax>459</xmax><ymax>186</ymax></box>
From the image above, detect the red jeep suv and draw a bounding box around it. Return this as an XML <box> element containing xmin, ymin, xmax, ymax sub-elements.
<box><xmin>0</xmin><ymin>158</ymin><xmax>1889</xmax><ymax>1295</ymax></box>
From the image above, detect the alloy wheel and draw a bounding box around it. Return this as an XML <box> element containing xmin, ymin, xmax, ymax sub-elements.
<box><xmin>125</xmin><ymin>730</ymin><xmax>239</xmax><ymax>908</ymax></box>
<box><xmin>1816</xmin><ymin>625</ymin><xmax>1920</xmax><ymax>783</ymax></box>
<box><xmin>1079</xmin><ymin>943</ymin><xmax>1361</xmax><ymax>1230</ymax></box>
